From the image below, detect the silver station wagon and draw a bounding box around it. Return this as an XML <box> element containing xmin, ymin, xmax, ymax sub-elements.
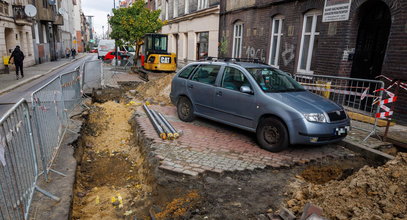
<box><xmin>170</xmin><ymin>60</ymin><xmax>350</xmax><ymax>152</ymax></box>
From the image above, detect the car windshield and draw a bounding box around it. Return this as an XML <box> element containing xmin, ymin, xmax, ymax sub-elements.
<box><xmin>246</xmin><ymin>68</ymin><xmax>305</xmax><ymax>92</ymax></box>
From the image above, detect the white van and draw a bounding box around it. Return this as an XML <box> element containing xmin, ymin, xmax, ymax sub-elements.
<box><xmin>97</xmin><ymin>40</ymin><xmax>115</xmax><ymax>59</ymax></box>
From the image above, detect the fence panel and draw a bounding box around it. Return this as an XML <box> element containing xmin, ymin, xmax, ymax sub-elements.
<box><xmin>31</xmin><ymin>76</ymin><xmax>67</xmax><ymax>179</ymax></box>
<box><xmin>0</xmin><ymin>99</ymin><xmax>38</xmax><ymax>220</ymax></box>
<box><xmin>82</xmin><ymin>60</ymin><xmax>103</xmax><ymax>93</ymax></box>
<box><xmin>60</xmin><ymin>70</ymin><xmax>81</xmax><ymax>114</ymax></box>
<box><xmin>294</xmin><ymin>73</ymin><xmax>385</xmax><ymax>140</ymax></box>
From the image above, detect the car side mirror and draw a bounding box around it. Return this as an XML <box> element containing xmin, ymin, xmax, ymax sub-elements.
<box><xmin>240</xmin><ymin>86</ymin><xmax>253</xmax><ymax>94</ymax></box>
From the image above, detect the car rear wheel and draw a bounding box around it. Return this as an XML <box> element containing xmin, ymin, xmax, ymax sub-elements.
<box><xmin>256</xmin><ymin>117</ymin><xmax>289</xmax><ymax>152</ymax></box>
<box><xmin>177</xmin><ymin>97</ymin><xmax>195</xmax><ymax>122</ymax></box>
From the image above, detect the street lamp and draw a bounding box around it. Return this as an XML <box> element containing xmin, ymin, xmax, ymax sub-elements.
<box><xmin>102</xmin><ymin>26</ymin><xmax>104</xmax><ymax>39</ymax></box>
<box><xmin>107</xmin><ymin>14</ymin><xmax>110</xmax><ymax>39</ymax></box>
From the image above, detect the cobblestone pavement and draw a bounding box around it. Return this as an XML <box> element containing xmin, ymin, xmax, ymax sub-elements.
<box><xmin>136</xmin><ymin>105</ymin><xmax>356</xmax><ymax>176</ymax></box>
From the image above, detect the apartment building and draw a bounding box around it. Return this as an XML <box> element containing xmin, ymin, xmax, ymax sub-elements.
<box><xmin>152</xmin><ymin>0</ymin><xmax>220</xmax><ymax>67</ymax></box>
<box><xmin>0</xmin><ymin>0</ymin><xmax>35</xmax><ymax>72</ymax></box>
<box><xmin>219</xmin><ymin>0</ymin><xmax>407</xmax><ymax>123</ymax></box>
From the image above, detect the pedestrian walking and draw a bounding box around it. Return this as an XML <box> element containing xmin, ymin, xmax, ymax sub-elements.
<box><xmin>9</xmin><ymin>46</ymin><xmax>25</xmax><ymax>80</ymax></box>
<box><xmin>65</xmin><ymin>48</ymin><xmax>70</xmax><ymax>58</ymax></box>
<box><xmin>71</xmin><ymin>48</ymin><xmax>77</xmax><ymax>59</ymax></box>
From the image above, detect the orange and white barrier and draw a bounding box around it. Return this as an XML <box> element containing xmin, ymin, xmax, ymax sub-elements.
<box><xmin>373</xmin><ymin>88</ymin><xmax>396</xmax><ymax>119</ymax></box>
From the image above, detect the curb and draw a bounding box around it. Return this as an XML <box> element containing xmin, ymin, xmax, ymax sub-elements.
<box><xmin>0</xmin><ymin>54</ymin><xmax>87</xmax><ymax>96</ymax></box>
<box><xmin>341</xmin><ymin>139</ymin><xmax>395</xmax><ymax>161</ymax></box>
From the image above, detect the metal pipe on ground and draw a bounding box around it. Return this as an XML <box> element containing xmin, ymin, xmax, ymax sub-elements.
<box><xmin>143</xmin><ymin>105</ymin><xmax>166</xmax><ymax>139</ymax></box>
<box><xmin>157</xmin><ymin>112</ymin><xmax>180</xmax><ymax>139</ymax></box>
<box><xmin>150</xmin><ymin>109</ymin><xmax>174</xmax><ymax>140</ymax></box>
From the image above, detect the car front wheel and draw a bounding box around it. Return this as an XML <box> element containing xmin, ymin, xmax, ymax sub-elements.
<box><xmin>256</xmin><ymin>117</ymin><xmax>289</xmax><ymax>152</ymax></box>
<box><xmin>177</xmin><ymin>96</ymin><xmax>195</xmax><ymax>122</ymax></box>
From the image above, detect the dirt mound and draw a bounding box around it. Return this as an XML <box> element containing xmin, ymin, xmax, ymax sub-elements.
<box><xmin>287</xmin><ymin>153</ymin><xmax>407</xmax><ymax>219</ymax></box>
<box><xmin>135</xmin><ymin>74</ymin><xmax>174</xmax><ymax>105</ymax></box>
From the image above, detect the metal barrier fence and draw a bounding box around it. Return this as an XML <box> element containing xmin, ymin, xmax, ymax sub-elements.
<box><xmin>0</xmin><ymin>99</ymin><xmax>58</xmax><ymax>220</ymax></box>
<box><xmin>60</xmin><ymin>70</ymin><xmax>82</xmax><ymax>114</ymax></box>
<box><xmin>0</xmin><ymin>59</ymin><xmax>104</xmax><ymax>219</ymax></box>
<box><xmin>31</xmin><ymin>76</ymin><xmax>68</xmax><ymax>181</ymax></box>
<box><xmin>82</xmin><ymin>60</ymin><xmax>103</xmax><ymax>93</ymax></box>
<box><xmin>294</xmin><ymin>73</ymin><xmax>385</xmax><ymax>141</ymax></box>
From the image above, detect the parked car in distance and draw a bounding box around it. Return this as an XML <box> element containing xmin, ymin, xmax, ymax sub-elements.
<box><xmin>90</xmin><ymin>48</ymin><xmax>98</xmax><ymax>53</ymax></box>
<box><xmin>103</xmin><ymin>51</ymin><xmax>129</xmax><ymax>61</ymax></box>
<box><xmin>170</xmin><ymin>60</ymin><xmax>351</xmax><ymax>152</ymax></box>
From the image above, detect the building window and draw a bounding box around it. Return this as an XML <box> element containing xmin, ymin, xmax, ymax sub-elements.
<box><xmin>197</xmin><ymin>0</ymin><xmax>209</xmax><ymax>10</ymax></box>
<box><xmin>232</xmin><ymin>22</ymin><xmax>243</xmax><ymax>58</ymax></box>
<box><xmin>298</xmin><ymin>10</ymin><xmax>321</xmax><ymax>74</ymax></box>
<box><xmin>269</xmin><ymin>16</ymin><xmax>284</xmax><ymax>67</ymax></box>
<box><xmin>184</xmin><ymin>0</ymin><xmax>189</xmax><ymax>14</ymax></box>
<box><xmin>173</xmin><ymin>0</ymin><xmax>178</xmax><ymax>18</ymax></box>
<box><xmin>0</xmin><ymin>1</ymin><xmax>9</xmax><ymax>15</ymax></box>
<box><xmin>197</xmin><ymin>32</ymin><xmax>209</xmax><ymax>60</ymax></box>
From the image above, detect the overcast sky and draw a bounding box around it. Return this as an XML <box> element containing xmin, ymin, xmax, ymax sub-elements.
<box><xmin>82</xmin><ymin>0</ymin><xmax>119</xmax><ymax>37</ymax></box>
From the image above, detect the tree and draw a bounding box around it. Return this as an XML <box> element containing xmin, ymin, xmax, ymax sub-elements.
<box><xmin>109</xmin><ymin>0</ymin><xmax>163</xmax><ymax>64</ymax></box>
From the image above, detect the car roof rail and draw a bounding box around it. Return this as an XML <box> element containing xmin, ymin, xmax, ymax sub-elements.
<box><xmin>199</xmin><ymin>57</ymin><xmax>267</xmax><ymax>65</ymax></box>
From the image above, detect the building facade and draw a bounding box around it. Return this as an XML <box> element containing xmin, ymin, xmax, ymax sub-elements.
<box><xmin>32</xmin><ymin>0</ymin><xmax>64</xmax><ymax>63</ymax></box>
<box><xmin>219</xmin><ymin>0</ymin><xmax>407</xmax><ymax>123</ymax></box>
<box><xmin>155</xmin><ymin>0</ymin><xmax>220</xmax><ymax>67</ymax></box>
<box><xmin>0</xmin><ymin>0</ymin><xmax>35</xmax><ymax>73</ymax></box>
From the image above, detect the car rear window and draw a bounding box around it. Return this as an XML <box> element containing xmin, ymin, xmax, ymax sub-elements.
<box><xmin>191</xmin><ymin>65</ymin><xmax>221</xmax><ymax>85</ymax></box>
<box><xmin>178</xmin><ymin>65</ymin><xmax>197</xmax><ymax>79</ymax></box>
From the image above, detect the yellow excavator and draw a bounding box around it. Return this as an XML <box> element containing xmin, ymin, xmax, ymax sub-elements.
<box><xmin>140</xmin><ymin>33</ymin><xmax>177</xmax><ymax>72</ymax></box>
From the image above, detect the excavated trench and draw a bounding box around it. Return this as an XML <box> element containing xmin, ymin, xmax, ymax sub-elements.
<box><xmin>68</xmin><ymin>86</ymin><xmax>402</xmax><ymax>220</ymax></box>
<box><xmin>70</xmin><ymin>89</ymin><xmax>202</xmax><ymax>219</ymax></box>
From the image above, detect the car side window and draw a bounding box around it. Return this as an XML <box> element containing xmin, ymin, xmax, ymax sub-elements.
<box><xmin>178</xmin><ymin>65</ymin><xmax>197</xmax><ymax>79</ymax></box>
<box><xmin>191</xmin><ymin>65</ymin><xmax>221</xmax><ymax>85</ymax></box>
<box><xmin>222</xmin><ymin>67</ymin><xmax>251</xmax><ymax>91</ymax></box>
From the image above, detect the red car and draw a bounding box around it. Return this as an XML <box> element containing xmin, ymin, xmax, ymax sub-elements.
<box><xmin>103</xmin><ymin>51</ymin><xmax>129</xmax><ymax>60</ymax></box>
<box><xmin>90</xmin><ymin>48</ymin><xmax>98</xmax><ymax>53</ymax></box>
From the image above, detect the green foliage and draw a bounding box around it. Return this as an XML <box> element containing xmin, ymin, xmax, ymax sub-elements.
<box><xmin>109</xmin><ymin>0</ymin><xmax>163</xmax><ymax>47</ymax></box>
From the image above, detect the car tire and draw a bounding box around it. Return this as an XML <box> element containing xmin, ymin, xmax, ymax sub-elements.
<box><xmin>256</xmin><ymin>117</ymin><xmax>289</xmax><ymax>152</ymax></box>
<box><xmin>177</xmin><ymin>96</ymin><xmax>195</xmax><ymax>122</ymax></box>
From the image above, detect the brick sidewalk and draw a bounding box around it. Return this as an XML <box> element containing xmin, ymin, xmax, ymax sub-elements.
<box><xmin>136</xmin><ymin>105</ymin><xmax>355</xmax><ymax>176</ymax></box>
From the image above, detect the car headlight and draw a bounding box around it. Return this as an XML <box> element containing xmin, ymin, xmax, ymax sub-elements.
<box><xmin>304</xmin><ymin>113</ymin><xmax>327</xmax><ymax>123</ymax></box>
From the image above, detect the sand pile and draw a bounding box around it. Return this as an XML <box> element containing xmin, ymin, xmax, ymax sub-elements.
<box><xmin>287</xmin><ymin>153</ymin><xmax>407</xmax><ymax>220</ymax></box>
<box><xmin>135</xmin><ymin>74</ymin><xmax>174</xmax><ymax>105</ymax></box>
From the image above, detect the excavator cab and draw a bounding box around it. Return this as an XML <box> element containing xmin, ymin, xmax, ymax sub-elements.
<box><xmin>141</xmin><ymin>33</ymin><xmax>177</xmax><ymax>72</ymax></box>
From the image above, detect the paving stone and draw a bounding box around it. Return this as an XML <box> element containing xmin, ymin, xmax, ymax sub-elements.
<box><xmin>139</xmin><ymin>105</ymin><xmax>354</xmax><ymax>176</ymax></box>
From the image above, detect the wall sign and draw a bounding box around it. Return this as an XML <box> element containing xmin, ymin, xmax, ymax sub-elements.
<box><xmin>323</xmin><ymin>0</ymin><xmax>352</xmax><ymax>22</ymax></box>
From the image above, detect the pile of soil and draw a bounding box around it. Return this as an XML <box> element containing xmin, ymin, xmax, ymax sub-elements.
<box><xmin>135</xmin><ymin>74</ymin><xmax>174</xmax><ymax>105</ymax></box>
<box><xmin>287</xmin><ymin>153</ymin><xmax>407</xmax><ymax>219</ymax></box>
<box><xmin>72</xmin><ymin>101</ymin><xmax>153</xmax><ymax>219</ymax></box>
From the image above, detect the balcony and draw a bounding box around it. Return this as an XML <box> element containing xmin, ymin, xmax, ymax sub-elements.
<box><xmin>13</xmin><ymin>5</ymin><xmax>32</xmax><ymax>25</ymax></box>
<box><xmin>54</xmin><ymin>14</ymin><xmax>63</xmax><ymax>25</ymax></box>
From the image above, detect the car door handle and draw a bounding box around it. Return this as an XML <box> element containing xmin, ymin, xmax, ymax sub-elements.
<box><xmin>188</xmin><ymin>84</ymin><xmax>193</xmax><ymax>89</ymax></box>
<box><xmin>216</xmin><ymin>91</ymin><xmax>222</xmax><ymax>96</ymax></box>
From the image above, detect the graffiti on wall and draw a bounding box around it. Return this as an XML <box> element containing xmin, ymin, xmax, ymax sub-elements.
<box><xmin>245</xmin><ymin>46</ymin><xmax>266</xmax><ymax>62</ymax></box>
<box><xmin>281</xmin><ymin>43</ymin><xmax>295</xmax><ymax>66</ymax></box>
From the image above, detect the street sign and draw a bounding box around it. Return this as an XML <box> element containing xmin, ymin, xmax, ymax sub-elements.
<box><xmin>322</xmin><ymin>0</ymin><xmax>352</xmax><ymax>22</ymax></box>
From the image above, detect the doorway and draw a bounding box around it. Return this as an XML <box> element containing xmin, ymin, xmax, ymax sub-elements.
<box><xmin>351</xmin><ymin>0</ymin><xmax>391</xmax><ymax>79</ymax></box>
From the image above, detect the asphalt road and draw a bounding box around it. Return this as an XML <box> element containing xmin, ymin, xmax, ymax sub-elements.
<box><xmin>0</xmin><ymin>54</ymin><xmax>97</xmax><ymax>117</ymax></box>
